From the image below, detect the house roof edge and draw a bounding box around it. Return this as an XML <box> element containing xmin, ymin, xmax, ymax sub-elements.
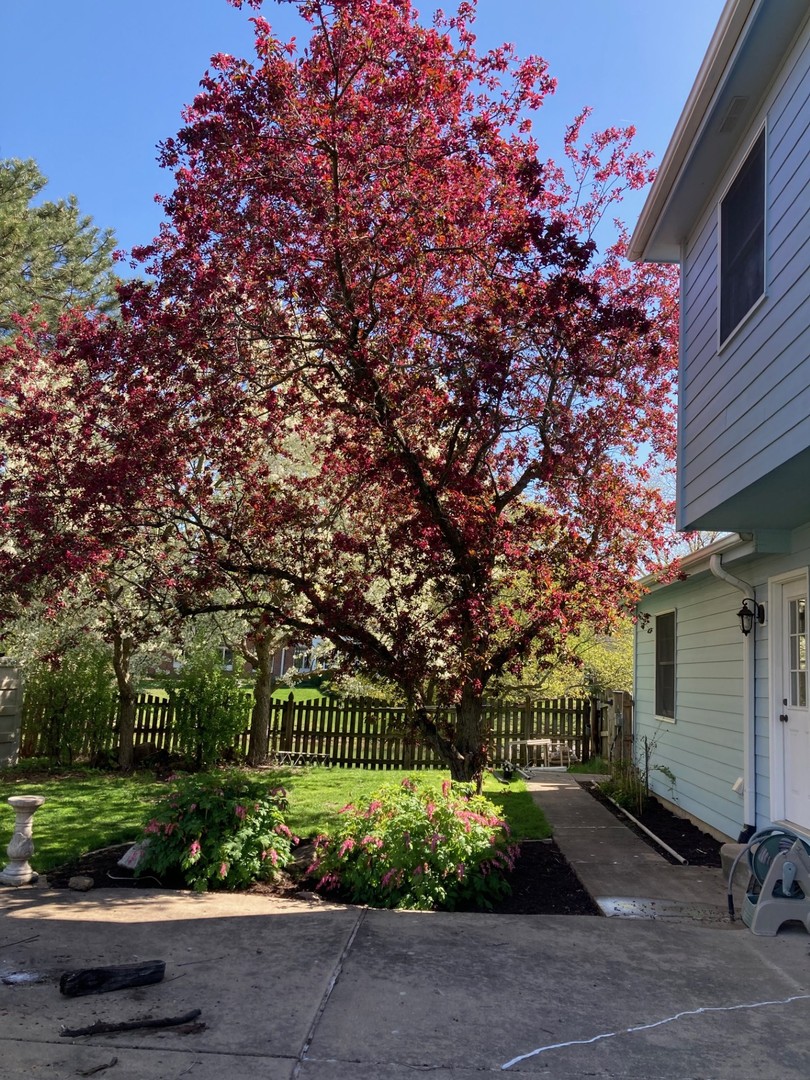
<box><xmin>628</xmin><ymin>0</ymin><xmax>756</xmax><ymax>263</ymax></box>
<box><xmin>639</xmin><ymin>532</ymin><xmax>751</xmax><ymax>592</ymax></box>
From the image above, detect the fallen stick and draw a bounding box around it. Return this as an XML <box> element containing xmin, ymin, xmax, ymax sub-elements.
<box><xmin>0</xmin><ymin>934</ymin><xmax>40</xmax><ymax>949</ymax></box>
<box><xmin>61</xmin><ymin>1008</ymin><xmax>202</xmax><ymax>1039</ymax></box>
<box><xmin>59</xmin><ymin>961</ymin><xmax>165</xmax><ymax>998</ymax></box>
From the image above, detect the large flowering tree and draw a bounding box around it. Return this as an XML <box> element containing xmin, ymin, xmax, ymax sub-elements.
<box><xmin>0</xmin><ymin>0</ymin><xmax>678</xmax><ymax>784</ymax></box>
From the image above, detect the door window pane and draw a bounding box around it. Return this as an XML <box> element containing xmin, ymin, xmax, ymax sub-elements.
<box><xmin>789</xmin><ymin>598</ymin><xmax>807</xmax><ymax>708</ymax></box>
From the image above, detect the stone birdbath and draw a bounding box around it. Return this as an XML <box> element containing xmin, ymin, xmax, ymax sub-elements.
<box><xmin>0</xmin><ymin>795</ymin><xmax>46</xmax><ymax>886</ymax></box>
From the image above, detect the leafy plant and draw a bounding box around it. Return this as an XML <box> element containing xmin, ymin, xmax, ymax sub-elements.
<box><xmin>21</xmin><ymin>643</ymin><xmax>116</xmax><ymax>764</ymax></box>
<box><xmin>169</xmin><ymin>648</ymin><xmax>250</xmax><ymax>768</ymax></box>
<box><xmin>308</xmin><ymin>776</ymin><xmax>519</xmax><ymax>911</ymax></box>
<box><xmin>136</xmin><ymin>771</ymin><xmax>297</xmax><ymax>891</ymax></box>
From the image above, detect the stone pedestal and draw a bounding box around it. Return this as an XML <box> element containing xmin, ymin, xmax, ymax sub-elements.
<box><xmin>0</xmin><ymin>795</ymin><xmax>45</xmax><ymax>886</ymax></box>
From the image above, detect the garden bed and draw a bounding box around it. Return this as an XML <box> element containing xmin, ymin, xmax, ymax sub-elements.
<box><xmin>43</xmin><ymin>838</ymin><xmax>600</xmax><ymax>915</ymax></box>
<box><xmin>583</xmin><ymin>782</ymin><xmax>723</xmax><ymax>866</ymax></box>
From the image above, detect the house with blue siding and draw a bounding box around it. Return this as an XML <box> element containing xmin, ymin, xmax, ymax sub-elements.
<box><xmin>629</xmin><ymin>0</ymin><xmax>810</xmax><ymax>843</ymax></box>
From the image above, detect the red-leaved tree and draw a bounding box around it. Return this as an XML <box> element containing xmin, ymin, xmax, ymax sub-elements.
<box><xmin>2</xmin><ymin>0</ymin><xmax>679</xmax><ymax>783</ymax></box>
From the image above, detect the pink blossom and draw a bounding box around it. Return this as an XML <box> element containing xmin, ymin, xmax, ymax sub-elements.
<box><xmin>426</xmin><ymin>802</ymin><xmax>436</xmax><ymax>820</ymax></box>
<box><xmin>144</xmin><ymin>819</ymin><xmax>161</xmax><ymax>835</ymax></box>
<box><xmin>235</xmin><ymin>804</ymin><xmax>247</xmax><ymax>820</ymax></box>
<box><xmin>189</xmin><ymin>840</ymin><xmax>201</xmax><ymax>857</ymax></box>
<box><xmin>442</xmin><ymin>780</ymin><xmax>451</xmax><ymax>798</ymax></box>
<box><xmin>338</xmin><ymin>837</ymin><xmax>356</xmax><ymax>857</ymax></box>
<box><xmin>219</xmin><ymin>861</ymin><xmax>229</xmax><ymax>877</ymax></box>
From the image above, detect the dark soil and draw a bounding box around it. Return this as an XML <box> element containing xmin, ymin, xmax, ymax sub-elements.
<box><xmin>42</xmin><ymin>785</ymin><xmax>722</xmax><ymax>914</ymax></box>
<box><xmin>583</xmin><ymin>782</ymin><xmax>723</xmax><ymax>867</ymax></box>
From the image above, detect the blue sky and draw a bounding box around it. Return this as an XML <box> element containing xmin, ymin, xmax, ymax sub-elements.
<box><xmin>1</xmin><ymin>0</ymin><xmax>725</xmax><ymax>259</ymax></box>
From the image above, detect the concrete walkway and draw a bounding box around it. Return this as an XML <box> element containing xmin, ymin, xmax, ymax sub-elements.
<box><xmin>526</xmin><ymin>772</ymin><xmax>733</xmax><ymax>925</ymax></box>
<box><xmin>2</xmin><ymin>777</ymin><xmax>809</xmax><ymax>1078</ymax></box>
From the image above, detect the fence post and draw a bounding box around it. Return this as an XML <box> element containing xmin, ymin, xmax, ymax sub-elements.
<box><xmin>583</xmin><ymin>697</ymin><xmax>597</xmax><ymax>763</ymax></box>
<box><xmin>281</xmin><ymin>693</ymin><xmax>295</xmax><ymax>752</ymax></box>
<box><xmin>0</xmin><ymin>660</ymin><xmax>22</xmax><ymax>766</ymax></box>
<box><xmin>620</xmin><ymin>691</ymin><xmax>634</xmax><ymax>761</ymax></box>
<box><xmin>521</xmin><ymin>697</ymin><xmax>532</xmax><ymax>742</ymax></box>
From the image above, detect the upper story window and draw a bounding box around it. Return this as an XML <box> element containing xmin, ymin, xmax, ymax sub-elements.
<box><xmin>655</xmin><ymin>611</ymin><xmax>676</xmax><ymax>720</ymax></box>
<box><xmin>720</xmin><ymin>128</ymin><xmax>766</xmax><ymax>344</ymax></box>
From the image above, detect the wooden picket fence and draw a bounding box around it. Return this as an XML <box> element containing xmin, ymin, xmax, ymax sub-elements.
<box><xmin>21</xmin><ymin>690</ymin><xmax>597</xmax><ymax>769</ymax></box>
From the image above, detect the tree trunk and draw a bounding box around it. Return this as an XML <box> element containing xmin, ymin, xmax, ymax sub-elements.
<box><xmin>247</xmin><ymin>631</ymin><xmax>275</xmax><ymax>766</ymax></box>
<box><xmin>112</xmin><ymin>631</ymin><xmax>136</xmax><ymax>771</ymax></box>
<box><xmin>413</xmin><ymin>683</ymin><xmax>487</xmax><ymax>790</ymax></box>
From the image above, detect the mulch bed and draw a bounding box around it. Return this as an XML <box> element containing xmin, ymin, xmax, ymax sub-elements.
<box><xmin>42</xmin><ymin>784</ymin><xmax>722</xmax><ymax>915</ymax></box>
<box><xmin>583</xmin><ymin>782</ymin><xmax>723</xmax><ymax>867</ymax></box>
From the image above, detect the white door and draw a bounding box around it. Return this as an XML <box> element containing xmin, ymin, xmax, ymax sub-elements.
<box><xmin>777</xmin><ymin>579</ymin><xmax>810</xmax><ymax>830</ymax></box>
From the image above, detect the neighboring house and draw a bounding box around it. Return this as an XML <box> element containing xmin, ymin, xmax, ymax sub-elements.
<box><xmin>629</xmin><ymin>0</ymin><xmax>810</xmax><ymax>842</ymax></box>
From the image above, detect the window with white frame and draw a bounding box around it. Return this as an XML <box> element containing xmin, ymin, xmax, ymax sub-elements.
<box><xmin>720</xmin><ymin>128</ymin><xmax>765</xmax><ymax>344</ymax></box>
<box><xmin>655</xmin><ymin>611</ymin><xmax>676</xmax><ymax>720</ymax></box>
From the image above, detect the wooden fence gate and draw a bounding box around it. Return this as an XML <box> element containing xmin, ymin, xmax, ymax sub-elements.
<box><xmin>597</xmin><ymin>690</ymin><xmax>633</xmax><ymax>762</ymax></box>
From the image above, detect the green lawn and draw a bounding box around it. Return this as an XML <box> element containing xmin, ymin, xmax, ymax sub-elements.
<box><xmin>0</xmin><ymin>764</ymin><xmax>550</xmax><ymax>872</ymax></box>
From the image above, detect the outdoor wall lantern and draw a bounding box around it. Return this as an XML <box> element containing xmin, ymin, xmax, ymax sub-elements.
<box><xmin>738</xmin><ymin>598</ymin><xmax>765</xmax><ymax>636</ymax></box>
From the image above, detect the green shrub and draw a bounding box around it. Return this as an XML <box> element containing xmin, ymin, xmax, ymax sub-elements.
<box><xmin>308</xmin><ymin>776</ymin><xmax>519</xmax><ymax>911</ymax></box>
<box><xmin>22</xmin><ymin>644</ymin><xmax>116</xmax><ymax>763</ymax></box>
<box><xmin>136</xmin><ymin>771</ymin><xmax>297</xmax><ymax>891</ymax></box>
<box><xmin>169</xmin><ymin>650</ymin><xmax>250</xmax><ymax>768</ymax></box>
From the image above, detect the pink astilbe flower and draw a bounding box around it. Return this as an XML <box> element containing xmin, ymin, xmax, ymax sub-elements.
<box><xmin>219</xmin><ymin>861</ymin><xmax>229</xmax><ymax>877</ymax></box>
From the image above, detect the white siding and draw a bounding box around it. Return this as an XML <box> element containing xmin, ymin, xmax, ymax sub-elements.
<box><xmin>636</xmin><ymin>525</ymin><xmax>810</xmax><ymax>837</ymax></box>
<box><xmin>636</xmin><ymin>575</ymin><xmax>744</xmax><ymax>840</ymax></box>
<box><xmin>679</xmin><ymin>17</ymin><xmax>810</xmax><ymax>529</ymax></box>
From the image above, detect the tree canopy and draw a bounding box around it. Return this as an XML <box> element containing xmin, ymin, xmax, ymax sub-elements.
<box><xmin>0</xmin><ymin>0</ymin><xmax>679</xmax><ymax>783</ymax></box>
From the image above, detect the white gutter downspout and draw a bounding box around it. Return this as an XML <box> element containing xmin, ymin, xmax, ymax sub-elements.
<box><xmin>709</xmin><ymin>554</ymin><xmax>757</xmax><ymax>838</ymax></box>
